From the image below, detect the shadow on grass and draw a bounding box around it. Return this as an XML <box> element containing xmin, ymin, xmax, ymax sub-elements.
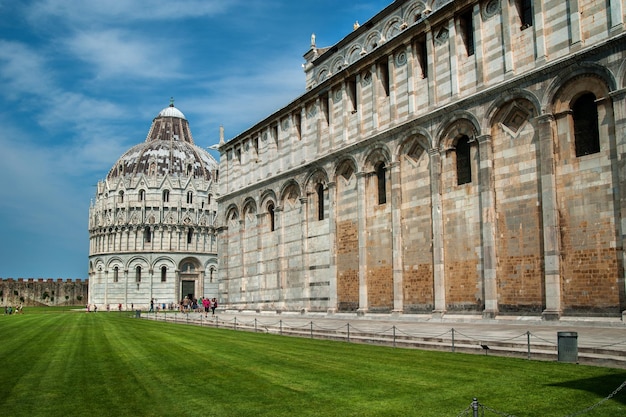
<box><xmin>549</xmin><ymin>374</ymin><xmax>626</xmax><ymax>405</ymax></box>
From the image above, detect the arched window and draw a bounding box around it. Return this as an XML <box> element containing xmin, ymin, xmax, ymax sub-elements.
<box><xmin>162</xmin><ymin>190</ymin><xmax>169</xmax><ymax>202</ymax></box>
<box><xmin>376</xmin><ymin>162</ymin><xmax>387</xmax><ymax>204</ymax></box>
<box><xmin>517</xmin><ymin>0</ymin><xmax>533</xmax><ymax>29</ymax></box>
<box><xmin>161</xmin><ymin>266</ymin><xmax>167</xmax><ymax>282</ymax></box>
<box><xmin>113</xmin><ymin>266</ymin><xmax>119</xmax><ymax>283</ymax></box>
<box><xmin>118</xmin><ymin>191</ymin><xmax>124</xmax><ymax>203</ymax></box>
<box><xmin>268</xmin><ymin>203</ymin><xmax>275</xmax><ymax>232</ymax></box>
<box><xmin>209</xmin><ymin>268</ymin><xmax>214</xmax><ymax>283</ymax></box>
<box><xmin>456</xmin><ymin>135</ymin><xmax>472</xmax><ymax>185</ymax></box>
<box><xmin>187</xmin><ymin>191</ymin><xmax>193</xmax><ymax>204</ymax></box>
<box><xmin>187</xmin><ymin>164</ymin><xmax>193</xmax><ymax>176</ymax></box>
<box><xmin>139</xmin><ymin>189</ymin><xmax>145</xmax><ymax>201</ymax></box>
<box><xmin>144</xmin><ymin>227</ymin><xmax>151</xmax><ymax>243</ymax></box>
<box><xmin>316</xmin><ymin>183</ymin><xmax>325</xmax><ymax>220</ymax></box>
<box><xmin>573</xmin><ymin>93</ymin><xmax>600</xmax><ymax>157</ymax></box>
<box><xmin>187</xmin><ymin>228</ymin><xmax>193</xmax><ymax>244</ymax></box>
<box><xmin>135</xmin><ymin>266</ymin><xmax>141</xmax><ymax>283</ymax></box>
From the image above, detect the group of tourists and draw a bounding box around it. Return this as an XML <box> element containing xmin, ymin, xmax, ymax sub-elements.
<box><xmin>3</xmin><ymin>305</ymin><xmax>23</xmax><ymax>315</ymax></box>
<box><xmin>178</xmin><ymin>296</ymin><xmax>218</xmax><ymax>316</ymax></box>
<box><xmin>83</xmin><ymin>298</ymin><xmax>219</xmax><ymax>315</ymax></box>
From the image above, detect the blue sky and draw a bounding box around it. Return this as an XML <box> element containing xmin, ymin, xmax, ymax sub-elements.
<box><xmin>0</xmin><ymin>0</ymin><xmax>391</xmax><ymax>279</ymax></box>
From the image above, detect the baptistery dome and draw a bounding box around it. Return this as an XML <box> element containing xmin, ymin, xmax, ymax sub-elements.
<box><xmin>107</xmin><ymin>102</ymin><xmax>217</xmax><ymax>180</ymax></box>
<box><xmin>88</xmin><ymin>102</ymin><xmax>219</xmax><ymax>312</ymax></box>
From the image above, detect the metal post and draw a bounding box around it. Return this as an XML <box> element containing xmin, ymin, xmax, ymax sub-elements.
<box><xmin>280</xmin><ymin>320</ymin><xmax>283</xmax><ymax>335</ymax></box>
<box><xmin>310</xmin><ymin>321</ymin><xmax>314</xmax><ymax>339</ymax></box>
<box><xmin>255</xmin><ymin>318</ymin><xmax>257</xmax><ymax>333</ymax></box>
<box><xmin>234</xmin><ymin>317</ymin><xmax>237</xmax><ymax>331</ymax></box>
<box><xmin>393</xmin><ymin>326</ymin><xmax>396</xmax><ymax>348</ymax></box>
<box><xmin>451</xmin><ymin>328</ymin><xmax>455</xmax><ymax>353</ymax></box>
<box><xmin>347</xmin><ymin>323</ymin><xmax>350</xmax><ymax>342</ymax></box>
<box><xmin>527</xmin><ymin>331</ymin><xmax>531</xmax><ymax>360</ymax></box>
<box><xmin>472</xmin><ymin>398</ymin><xmax>479</xmax><ymax>417</ymax></box>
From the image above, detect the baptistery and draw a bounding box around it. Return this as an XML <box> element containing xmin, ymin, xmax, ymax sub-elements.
<box><xmin>88</xmin><ymin>102</ymin><xmax>219</xmax><ymax>310</ymax></box>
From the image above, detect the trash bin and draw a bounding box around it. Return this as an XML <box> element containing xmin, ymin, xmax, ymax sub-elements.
<box><xmin>557</xmin><ymin>331</ymin><xmax>578</xmax><ymax>363</ymax></box>
<box><xmin>135</xmin><ymin>309</ymin><xmax>141</xmax><ymax>318</ymax></box>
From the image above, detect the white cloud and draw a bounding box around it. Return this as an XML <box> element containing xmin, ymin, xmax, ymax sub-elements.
<box><xmin>28</xmin><ymin>0</ymin><xmax>234</xmax><ymax>24</ymax></box>
<box><xmin>0</xmin><ymin>40</ymin><xmax>54</xmax><ymax>99</ymax></box>
<box><xmin>65</xmin><ymin>29</ymin><xmax>183</xmax><ymax>80</ymax></box>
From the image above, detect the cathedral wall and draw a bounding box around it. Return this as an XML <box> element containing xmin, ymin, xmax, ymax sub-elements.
<box><xmin>281</xmin><ymin>196</ymin><xmax>305</xmax><ymax>310</ymax></box>
<box><xmin>441</xmin><ymin>146</ymin><xmax>482</xmax><ymax>312</ymax></box>
<box><xmin>400</xmin><ymin>147</ymin><xmax>434</xmax><ymax>312</ymax></box>
<box><xmin>306</xmin><ymin>219</ymin><xmax>331</xmax><ymax>311</ymax></box>
<box><xmin>336</xmin><ymin>173</ymin><xmax>360</xmax><ymax>312</ymax></box>
<box><xmin>365</xmin><ymin>173</ymin><xmax>393</xmax><ymax>312</ymax></box>
<box><xmin>491</xmin><ymin>107</ymin><xmax>544</xmax><ymax>313</ymax></box>
<box><xmin>216</xmin><ymin>0</ymin><xmax>626</xmax><ymax>318</ymax></box>
<box><xmin>554</xmin><ymin>89</ymin><xmax>622</xmax><ymax>314</ymax></box>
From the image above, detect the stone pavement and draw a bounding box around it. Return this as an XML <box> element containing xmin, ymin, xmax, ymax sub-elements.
<box><xmin>145</xmin><ymin>310</ymin><xmax>626</xmax><ymax>368</ymax></box>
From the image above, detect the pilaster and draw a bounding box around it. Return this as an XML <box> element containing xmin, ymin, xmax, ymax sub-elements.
<box><xmin>327</xmin><ymin>181</ymin><xmax>338</xmax><ymax>314</ymax></box>
<box><xmin>429</xmin><ymin>148</ymin><xmax>446</xmax><ymax>317</ymax></box>
<box><xmin>389</xmin><ymin>161</ymin><xmax>404</xmax><ymax>313</ymax></box>
<box><xmin>356</xmin><ymin>171</ymin><xmax>368</xmax><ymax>314</ymax></box>
<box><xmin>536</xmin><ymin>114</ymin><xmax>562</xmax><ymax>320</ymax></box>
<box><xmin>476</xmin><ymin>135</ymin><xmax>498</xmax><ymax>318</ymax></box>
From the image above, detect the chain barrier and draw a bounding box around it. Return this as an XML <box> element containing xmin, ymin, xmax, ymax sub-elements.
<box><xmin>562</xmin><ymin>378</ymin><xmax>626</xmax><ymax>417</ymax></box>
<box><xmin>528</xmin><ymin>332</ymin><xmax>557</xmax><ymax>345</ymax></box>
<box><xmin>141</xmin><ymin>312</ymin><xmax>624</xmax><ymax>365</ymax></box>
<box><xmin>455</xmin><ymin>379</ymin><xmax>626</xmax><ymax>417</ymax></box>
<box><xmin>594</xmin><ymin>338</ymin><xmax>626</xmax><ymax>349</ymax></box>
<box><xmin>456</xmin><ymin>398</ymin><xmax>515</xmax><ymax>417</ymax></box>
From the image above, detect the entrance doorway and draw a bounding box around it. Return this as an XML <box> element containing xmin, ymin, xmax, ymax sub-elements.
<box><xmin>181</xmin><ymin>280</ymin><xmax>195</xmax><ymax>301</ymax></box>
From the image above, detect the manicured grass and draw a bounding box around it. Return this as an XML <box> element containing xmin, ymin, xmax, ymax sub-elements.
<box><xmin>0</xmin><ymin>310</ymin><xmax>625</xmax><ymax>417</ymax></box>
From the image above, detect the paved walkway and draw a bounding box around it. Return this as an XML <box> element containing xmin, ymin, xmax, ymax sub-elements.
<box><xmin>144</xmin><ymin>310</ymin><xmax>626</xmax><ymax>368</ymax></box>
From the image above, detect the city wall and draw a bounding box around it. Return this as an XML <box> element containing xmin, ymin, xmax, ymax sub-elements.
<box><xmin>0</xmin><ymin>278</ymin><xmax>89</xmax><ymax>307</ymax></box>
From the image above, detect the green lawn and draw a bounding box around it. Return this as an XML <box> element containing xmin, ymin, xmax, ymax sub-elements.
<box><xmin>0</xmin><ymin>310</ymin><xmax>624</xmax><ymax>417</ymax></box>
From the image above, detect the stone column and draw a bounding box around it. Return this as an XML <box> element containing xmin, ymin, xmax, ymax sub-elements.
<box><xmin>275</xmin><ymin>205</ymin><xmax>285</xmax><ymax>311</ymax></box>
<box><xmin>356</xmin><ymin>171</ymin><xmax>368</xmax><ymax>314</ymax></box>
<box><xmin>239</xmin><ymin>220</ymin><xmax>245</xmax><ymax>285</ymax></box>
<box><xmin>327</xmin><ymin>181</ymin><xmax>338</xmax><ymax>314</ymax></box>
<box><xmin>476</xmin><ymin>135</ymin><xmax>498</xmax><ymax>318</ymax></box>
<box><xmin>389</xmin><ymin>161</ymin><xmax>404</xmax><ymax>314</ymax></box>
<box><xmin>609</xmin><ymin>0</ymin><xmax>624</xmax><ymax>33</ymax></box>
<box><xmin>148</xmin><ymin>267</ymin><xmax>154</xmax><ymax>309</ymax></box>
<box><xmin>300</xmin><ymin>196</ymin><xmax>310</xmax><ymax>312</ymax></box>
<box><xmin>216</xmin><ymin>225</ymin><xmax>229</xmax><ymax>306</ymax></box>
<box><xmin>568</xmin><ymin>0</ymin><xmax>582</xmax><ymax>48</ymax></box>
<box><xmin>532</xmin><ymin>0</ymin><xmax>547</xmax><ymax>61</ymax></box>
<box><xmin>429</xmin><ymin>148</ymin><xmax>446</xmax><ymax>317</ymax></box>
<box><xmin>123</xmin><ymin>268</ymin><xmax>129</xmax><ymax>310</ymax></box>
<box><xmin>609</xmin><ymin>89</ymin><xmax>626</xmax><ymax>319</ymax></box>
<box><xmin>256</xmin><ymin>213</ymin><xmax>265</xmax><ymax>284</ymax></box>
<box><xmin>370</xmin><ymin>64</ymin><xmax>379</xmax><ymax>130</ymax></box>
<box><xmin>406</xmin><ymin>42</ymin><xmax>416</xmax><ymax>114</ymax></box>
<box><xmin>501</xmin><ymin>0</ymin><xmax>514</xmax><ymax>74</ymax></box>
<box><xmin>388</xmin><ymin>53</ymin><xmax>397</xmax><ymax>120</ymax></box>
<box><xmin>536</xmin><ymin>114</ymin><xmax>562</xmax><ymax>320</ymax></box>
<box><xmin>447</xmin><ymin>16</ymin><xmax>459</xmax><ymax>96</ymax></box>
